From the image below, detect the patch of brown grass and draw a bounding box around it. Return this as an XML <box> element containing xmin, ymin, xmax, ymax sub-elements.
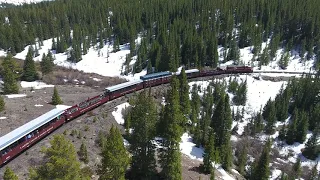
<box><xmin>42</xmin><ymin>66</ymin><xmax>127</xmax><ymax>90</ymax></box>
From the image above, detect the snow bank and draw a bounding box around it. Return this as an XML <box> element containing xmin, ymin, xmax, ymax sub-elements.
<box><xmin>0</xmin><ymin>0</ymin><xmax>52</xmax><ymax>5</ymax></box>
<box><xmin>216</xmin><ymin>164</ymin><xmax>235</xmax><ymax>180</ymax></box>
<box><xmin>111</xmin><ymin>102</ymin><xmax>130</xmax><ymax>125</ymax></box>
<box><xmin>21</xmin><ymin>81</ymin><xmax>54</xmax><ymax>89</ymax></box>
<box><xmin>179</xmin><ymin>133</ymin><xmax>204</xmax><ymax>161</ymax></box>
<box><xmin>270</xmin><ymin>169</ymin><xmax>282</xmax><ymax>180</ymax></box>
<box><xmin>5</xmin><ymin>94</ymin><xmax>26</xmax><ymax>98</ymax></box>
<box><xmin>10</xmin><ymin>36</ymin><xmax>146</xmax><ymax>81</ymax></box>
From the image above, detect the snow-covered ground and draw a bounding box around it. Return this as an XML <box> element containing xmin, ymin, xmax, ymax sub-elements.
<box><xmin>0</xmin><ymin>0</ymin><xmax>51</xmax><ymax>5</ymax></box>
<box><xmin>0</xmin><ymin>37</ymin><xmax>146</xmax><ymax>81</ymax></box>
<box><xmin>20</xmin><ymin>81</ymin><xmax>54</xmax><ymax>89</ymax></box>
<box><xmin>0</xmin><ymin>37</ymin><xmax>315</xmax><ymax>84</ymax></box>
<box><xmin>111</xmin><ymin>102</ymin><xmax>129</xmax><ymax>125</ymax></box>
<box><xmin>189</xmin><ymin>73</ymin><xmax>319</xmax><ymax>178</ymax></box>
<box><xmin>219</xmin><ymin>41</ymin><xmax>315</xmax><ymax>74</ymax></box>
<box><xmin>5</xmin><ymin>94</ymin><xmax>27</xmax><ymax>98</ymax></box>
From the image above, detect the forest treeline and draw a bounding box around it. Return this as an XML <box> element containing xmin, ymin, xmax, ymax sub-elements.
<box><xmin>1</xmin><ymin>0</ymin><xmax>320</xmax><ymax>72</ymax></box>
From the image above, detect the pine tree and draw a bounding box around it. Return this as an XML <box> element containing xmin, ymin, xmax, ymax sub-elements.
<box><xmin>113</xmin><ymin>36</ymin><xmax>120</xmax><ymax>52</ymax></box>
<box><xmin>98</xmin><ymin>125</ymin><xmax>130</xmax><ymax>180</ymax></box>
<box><xmin>78</xmin><ymin>142</ymin><xmax>89</xmax><ymax>164</ymax></box>
<box><xmin>279</xmin><ymin>172</ymin><xmax>288</xmax><ymax>180</ymax></box>
<box><xmin>129</xmin><ymin>91</ymin><xmax>158</xmax><ymax>179</ymax></box>
<box><xmin>40</xmin><ymin>51</ymin><xmax>54</xmax><ymax>75</ymax></box>
<box><xmin>250</xmin><ymin>139</ymin><xmax>271</xmax><ymax>180</ymax></box>
<box><xmin>278</xmin><ymin>125</ymin><xmax>287</xmax><ymax>141</ymax></box>
<box><xmin>51</xmin><ymin>87</ymin><xmax>63</xmax><ymax>105</ymax></box>
<box><xmin>237</xmin><ymin>144</ymin><xmax>248</xmax><ymax>175</ymax></box>
<box><xmin>3</xmin><ymin>167</ymin><xmax>18</xmax><ymax>180</ymax></box>
<box><xmin>22</xmin><ymin>46</ymin><xmax>39</xmax><ymax>82</ymax></box>
<box><xmin>2</xmin><ymin>54</ymin><xmax>19</xmax><ymax>94</ymax></box>
<box><xmin>211</xmin><ymin>93</ymin><xmax>226</xmax><ymax>147</ymax></box>
<box><xmin>286</xmin><ymin>109</ymin><xmax>299</xmax><ymax>145</ymax></box>
<box><xmin>291</xmin><ymin>158</ymin><xmax>301</xmax><ymax>178</ymax></box>
<box><xmin>202</xmin><ymin>131</ymin><xmax>216</xmax><ymax>174</ymax></box>
<box><xmin>302</xmin><ymin>129</ymin><xmax>319</xmax><ymax>160</ymax></box>
<box><xmin>265</xmin><ymin>101</ymin><xmax>276</xmax><ymax>134</ymax></box>
<box><xmin>210</xmin><ymin>169</ymin><xmax>215</xmax><ymax>180</ymax></box>
<box><xmin>160</xmin><ymin>76</ymin><xmax>183</xmax><ymax>180</ymax></box>
<box><xmin>0</xmin><ymin>96</ymin><xmax>5</xmax><ymax>112</ymax></box>
<box><xmin>28</xmin><ymin>135</ymin><xmax>86</xmax><ymax>180</ymax></box>
<box><xmin>221</xmin><ymin>138</ymin><xmax>233</xmax><ymax>171</ymax></box>
<box><xmin>296</xmin><ymin>110</ymin><xmax>309</xmax><ymax>143</ymax></box>
<box><xmin>309</xmin><ymin>163</ymin><xmax>319</xmax><ymax>180</ymax></box>
<box><xmin>179</xmin><ymin>67</ymin><xmax>191</xmax><ymax>116</ymax></box>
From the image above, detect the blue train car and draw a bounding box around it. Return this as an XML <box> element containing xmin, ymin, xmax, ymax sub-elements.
<box><xmin>140</xmin><ymin>71</ymin><xmax>172</xmax><ymax>81</ymax></box>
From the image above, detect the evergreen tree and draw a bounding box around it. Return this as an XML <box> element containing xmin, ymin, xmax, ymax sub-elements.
<box><xmin>2</xmin><ymin>54</ymin><xmax>19</xmax><ymax>94</ymax></box>
<box><xmin>237</xmin><ymin>144</ymin><xmax>248</xmax><ymax>175</ymax></box>
<box><xmin>98</xmin><ymin>125</ymin><xmax>130</xmax><ymax>180</ymax></box>
<box><xmin>22</xmin><ymin>46</ymin><xmax>39</xmax><ymax>81</ymax></box>
<box><xmin>286</xmin><ymin>109</ymin><xmax>299</xmax><ymax>145</ymax></box>
<box><xmin>308</xmin><ymin>163</ymin><xmax>319</xmax><ymax>180</ymax></box>
<box><xmin>302</xmin><ymin>129</ymin><xmax>319</xmax><ymax>160</ymax></box>
<box><xmin>211</xmin><ymin>93</ymin><xmax>226</xmax><ymax>147</ymax></box>
<box><xmin>28</xmin><ymin>135</ymin><xmax>86</xmax><ymax>180</ymax></box>
<box><xmin>3</xmin><ymin>167</ymin><xmax>18</xmax><ymax>180</ymax></box>
<box><xmin>179</xmin><ymin>67</ymin><xmax>191</xmax><ymax>116</ymax></box>
<box><xmin>279</xmin><ymin>172</ymin><xmax>288</xmax><ymax>180</ymax></box>
<box><xmin>78</xmin><ymin>142</ymin><xmax>89</xmax><ymax>164</ymax></box>
<box><xmin>113</xmin><ymin>37</ymin><xmax>120</xmax><ymax>52</ymax></box>
<box><xmin>278</xmin><ymin>125</ymin><xmax>287</xmax><ymax>141</ymax></box>
<box><xmin>250</xmin><ymin>139</ymin><xmax>271</xmax><ymax>180</ymax></box>
<box><xmin>210</xmin><ymin>169</ymin><xmax>215</xmax><ymax>180</ymax></box>
<box><xmin>0</xmin><ymin>96</ymin><xmax>5</xmax><ymax>112</ymax></box>
<box><xmin>160</xmin><ymin>76</ymin><xmax>183</xmax><ymax>180</ymax></box>
<box><xmin>296</xmin><ymin>110</ymin><xmax>309</xmax><ymax>143</ymax></box>
<box><xmin>51</xmin><ymin>87</ymin><xmax>63</xmax><ymax>105</ymax></box>
<box><xmin>129</xmin><ymin>91</ymin><xmax>158</xmax><ymax>179</ymax></box>
<box><xmin>40</xmin><ymin>52</ymin><xmax>54</xmax><ymax>75</ymax></box>
<box><xmin>202</xmin><ymin>131</ymin><xmax>216</xmax><ymax>174</ymax></box>
<box><xmin>265</xmin><ymin>101</ymin><xmax>276</xmax><ymax>134</ymax></box>
<box><xmin>291</xmin><ymin>158</ymin><xmax>301</xmax><ymax>178</ymax></box>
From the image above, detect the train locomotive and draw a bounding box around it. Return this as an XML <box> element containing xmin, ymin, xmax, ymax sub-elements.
<box><xmin>0</xmin><ymin>65</ymin><xmax>252</xmax><ymax>166</ymax></box>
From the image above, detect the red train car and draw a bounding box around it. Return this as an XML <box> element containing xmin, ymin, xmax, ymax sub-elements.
<box><xmin>0</xmin><ymin>107</ymin><xmax>69</xmax><ymax>165</ymax></box>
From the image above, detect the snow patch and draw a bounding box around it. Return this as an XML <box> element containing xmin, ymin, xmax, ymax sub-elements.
<box><xmin>216</xmin><ymin>164</ymin><xmax>235</xmax><ymax>180</ymax></box>
<box><xmin>112</xmin><ymin>102</ymin><xmax>130</xmax><ymax>125</ymax></box>
<box><xmin>270</xmin><ymin>169</ymin><xmax>282</xmax><ymax>180</ymax></box>
<box><xmin>34</xmin><ymin>104</ymin><xmax>43</xmax><ymax>107</ymax></box>
<box><xmin>0</xmin><ymin>0</ymin><xmax>52</xmax><ymax>5</ymax></box>
<box><xmin>5</xmin><ymin>94</ymin><xmax>26</xmax><ymax>98</ymax></box>
<box><xmin>179</xmin><ymin>133</ymin><xmax>204</xmax><ymax>161</ymax></box>
<box><xmin>0</xmin><ymin>117</ymin><xmax>7</xmax><ymax>120</ymax></box>
<box><xmin>21</xmin><ymin>81</ymin><xmax>54</xmax><ymax>89</ymax></box>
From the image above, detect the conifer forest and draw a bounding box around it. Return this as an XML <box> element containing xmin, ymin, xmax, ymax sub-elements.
<box><xmin>0</xmin><ymin>0</ymin><xmax>320</xmax><ymax>179</ymax></box>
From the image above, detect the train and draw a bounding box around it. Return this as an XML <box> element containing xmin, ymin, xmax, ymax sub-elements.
<box><xmin>0</xmin><ymin>65</ymin><xmax>253</xmax><ymax>166</ymax></box>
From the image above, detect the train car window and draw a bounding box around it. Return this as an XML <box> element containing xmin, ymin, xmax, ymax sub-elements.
<box><xmin>68</xmin><ymin>107</ymin><xmax>79</xmax><ymax>114</ymax></box>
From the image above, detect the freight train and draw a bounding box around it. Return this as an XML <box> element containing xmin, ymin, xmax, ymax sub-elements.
<box><xmin>0</xmin><ymin>65</ymin><xmax>253</xmax><ymax>166</ymax></box>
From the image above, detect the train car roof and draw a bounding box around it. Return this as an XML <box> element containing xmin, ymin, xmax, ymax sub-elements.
<box><xmin>105</xmin><ymin>79</ymin><xmax>143</xmax><ymax>92</ymax></box>
<box><xmin>0</xmin><ymin>105</ymin><xmax>70</xmax><ymax>151</ymax></box>
<box><xmin>140</xmin><ymin>71</ymin><xmax>171</xmax><ymax>80</ymax></box>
